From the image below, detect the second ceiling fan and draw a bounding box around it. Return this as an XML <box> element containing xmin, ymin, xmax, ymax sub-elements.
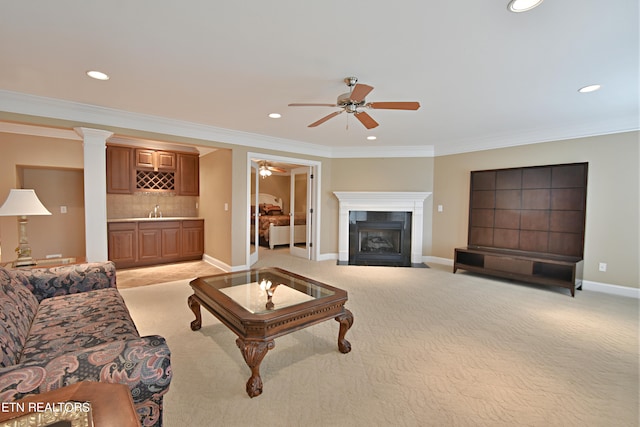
<box><xmin>288</xmin><ymin>76</ymin><xmax>420</xmax><ymax>129</ymax></box>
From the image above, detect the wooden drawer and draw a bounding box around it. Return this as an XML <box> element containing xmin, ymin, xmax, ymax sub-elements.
<box><xmin>484</xmin><ymin>255</ymin><xmax>532</xmax><ymax>275</ymax></box>
<box><xmin>139</xmin><ymin>220</ymin><xmax>180</xmax><ymax>230</ymax></box>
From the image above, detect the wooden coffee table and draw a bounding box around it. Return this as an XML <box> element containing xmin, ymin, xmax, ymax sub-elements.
<box><xmin>188</xmin><ymin>267</ymin><xmax>354</xmax><ymax>397</ymax></box>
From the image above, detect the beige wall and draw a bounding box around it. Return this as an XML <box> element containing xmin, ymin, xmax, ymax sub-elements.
<box><xmin>20</xmin><ymin>167</ymin><xmax>85</xmax><ymax>259</ymax></box>
<box><xmin>200</xmin><ymin>148</ymin><xmax>233</xmax><ymax>265</ymax></box>
<box><xmin>0</xmin><ymin>133</ymin><xmax>84</xmax><ymax>262</ymax></box>
<box><xmin>433</xmin><ymin>131</ymin><xmax>639</xmax><ymax>289</ymax></box>
<box><xmin>327</xmin><ymin>157</ymin><xmax>435</xmax><ymax>254</ymax></box>
<box><xmin>2</xmin><ymin>127</ymin><xmax>637</xmax><ymax>291</ymax></box>
<box><xmin>257</xmin><ymin>175</ymin><xmax>290</xmax><ymax>212</ymax></box>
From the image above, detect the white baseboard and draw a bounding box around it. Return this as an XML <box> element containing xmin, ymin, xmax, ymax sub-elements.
<box><xmin>425</xmin><ymin>256</ymin><xmax>453</xmax><ymax>266</ymax></box>
<box><xmin>204</xmin><ymin>254</ymin><xmax>639</xmax><ymax>299</ymax></box>
<box><xmin>202</xmin><ymin>254</ymin><xmax>247</xmax><ymax>272</ymax></box>
<box><xmin>426</xmin><ymin>257</ymin><xmax>639</xmax><ymax>299</ymax></box>
<box><xmin>317</xmin><ymin>252</ymin><xmax>338</xmax><ymax>262</ymax></box>
<box><xmin>582</xmin><ymin>280</ymin><xmax>640</xmax><ymax>299</ymax></box>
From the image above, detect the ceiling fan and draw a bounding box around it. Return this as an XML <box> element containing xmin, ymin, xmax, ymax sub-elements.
<box><xmin>288</xmin><ymin>76</ymin><xmax>420</xmax><ymax>129</ymax></box>
<box><xmin>258</xmin><ymin>161</ymin><xmax>286</xmax><ymax>178</ymax></box>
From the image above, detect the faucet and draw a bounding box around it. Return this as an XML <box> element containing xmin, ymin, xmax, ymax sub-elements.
<box><xmin>149</xmin><ymin>205</ymin><xmax>162</xmax><ymax>218</ymax></box>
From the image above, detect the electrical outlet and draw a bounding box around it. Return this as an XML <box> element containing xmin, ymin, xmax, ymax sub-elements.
<box><xmin>437</xmin><ymin>204</ymin><xmax>443</xmax><ymax>212</ymax></box>
<box><xmin>599</xmin><ymin>262</ymin><xmax>607</xmax><ymax>272</ymax></box>
<box><xmin>60</xmin><ymin>205</ymin><xmax>67</xmax><ymax>214</ymax></box>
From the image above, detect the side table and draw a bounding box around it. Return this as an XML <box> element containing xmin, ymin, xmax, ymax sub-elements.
<box><xmin>1</xmin><ymin>257</ymin><xmax>86</xmax><ymax>269</ymax></box>
<box><xmin>0</xmin><ymin>381</ymin><xmax>139</xmax><ymax>427</ymax></box>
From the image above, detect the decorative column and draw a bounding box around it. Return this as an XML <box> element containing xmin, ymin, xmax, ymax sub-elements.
<box><xmin>75</xmin><ymin>127</ymin><xmax>113</xmax><ymax>262</ymax></box>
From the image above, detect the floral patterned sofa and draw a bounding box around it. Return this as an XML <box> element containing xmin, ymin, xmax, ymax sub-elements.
<box><xmin>0</xmin><ymin>261</ymin><xmax>172</xmax><ymax>427</ymax></box>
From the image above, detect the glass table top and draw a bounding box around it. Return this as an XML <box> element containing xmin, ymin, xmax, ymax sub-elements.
<box><xmin>197</xmin><ymin>268</ymin><xmax>335</xmax><ymax>314</ymax></box>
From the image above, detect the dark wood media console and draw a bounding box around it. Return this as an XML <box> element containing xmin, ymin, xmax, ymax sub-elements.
<box><xmin>454</xmin><ymin>247</ymin><xmax>583</xmax><ymax>296</ymax></box>
<box><xmin>454</xmin><ymin>162</ymin><xmax>588</xmax><ymax>296</ymax></box>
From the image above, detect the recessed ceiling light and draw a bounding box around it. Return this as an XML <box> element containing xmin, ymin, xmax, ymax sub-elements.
<box><xmin>268</xmin><ymin>113</ymin><xmax>281</xmax><ymax>119</ymax></box>
<box><xmin>578</xmin><ymin>84</ymin><xmax>601</xmax><ymax>93</ymax></box>
<box><xmin>366</xmin><ymin>136</ymin><xmax>377</xmax><ymax>141</ymax></box>
<box><xmin>86</xmin><ymin>70</ymin><xmax>109</xmax><ymax>81</ymax></box>
<box><xmin>507</xmin><ymin>0</ymin><xmax>543</xmax><ymax>12</ymax></box>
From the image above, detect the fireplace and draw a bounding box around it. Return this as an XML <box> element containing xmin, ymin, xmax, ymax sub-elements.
<box><xmin>334</xmin><ymin>192</ymin><xmax>431</xmax><ymax>267</ymax></box>
<box><xmin>349</xmin><ymin>211</ymin><xmax>411</xmax><ymax>266</ymax></box>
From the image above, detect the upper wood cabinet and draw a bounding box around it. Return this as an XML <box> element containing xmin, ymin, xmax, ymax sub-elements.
<box><xmin>135</xmin><ymin>149</ymin><xmax>176</xmax><ymax>171</ymax></box>
<box><xmin>106</xmin><ymin>146</ymin><xmax>133</xmax><ymax>194</ymax></box>
<box><xmin>177</xmin><ymin>153</ymin><xmax>199</xmax><ymax>196</ymax></box>
<box><xmin>107</xmin><ymin>145</ymin><xmax>199</xmax><ymax>195</ymax></box>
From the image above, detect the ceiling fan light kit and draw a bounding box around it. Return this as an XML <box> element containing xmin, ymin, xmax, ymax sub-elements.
<box><xmin>288</xmin><ymin>76</ymin><xmax>420</xmax><ymax>130</ymax></box>
<box><xmin>507</xmin><ymin>0</ymin><xmax>543</xmax><ymax>13</ymax></box>
<box><xmin>258</xmin><ymin>161</ymin><xmax>286</xmax><ymax>178</ymax></box>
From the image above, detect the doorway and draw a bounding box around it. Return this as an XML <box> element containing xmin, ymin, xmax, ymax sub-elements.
<box><xmin>247</xmin><ymin>153</ymin><xmax>320</xmax><ymax>266</ymax></box>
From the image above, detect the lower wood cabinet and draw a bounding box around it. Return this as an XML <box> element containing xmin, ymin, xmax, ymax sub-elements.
<box><xmin>108</xmin><ymin>222</ymin><xmax>137</xmax><ymax>264</ymax></box>
<box><xmin>108</xmin><ymin>219</ymin><xmax>204</xmax><ymax>268</ymax></box>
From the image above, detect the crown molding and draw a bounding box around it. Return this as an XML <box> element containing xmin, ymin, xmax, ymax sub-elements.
<box><xmin>2</xmin><ymin>90</ymin><xmax>636</xmax><ymax>159</ymax></box>
<box><xmin>0</xmin><ymin>121</ymin><xmax>81</xmax><ymax>141</ymax></box>
<box><xmin>0</xmin><ymin>90</ymin><xmax>334</xmax><ymax>157</ymax></box>
<box><xmin>435</xmin><ymin>116</ymin><xmax>640</xmax><ymax>156</ymax></box>
<box><xmin>330</xmin><ymin>144</ymin><xmax>435</xmax><ymax>158</ymax></box>
<box><xmin>0</xmin><ymin>90</ymin><xmax>434</xmax><ymax>158</ymax></box>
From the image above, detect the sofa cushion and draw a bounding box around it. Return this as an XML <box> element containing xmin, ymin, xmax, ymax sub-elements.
<box><xmin>20</xmin><ymin>288</ymin><xmax>140</xmax><ymax>364</ymax></box>
<box><xmin>0</xmin><ymin>267</ymin><xmax>39</xmax><ymax>367</ymax></box>
<box><xmin>20</xmin><ymin>262</ymin><xmax>117</xmax><ymax>302</ymax></box>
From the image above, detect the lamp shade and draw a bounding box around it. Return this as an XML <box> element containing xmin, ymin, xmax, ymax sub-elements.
<box><xmin>0</xmin><ymin>189</ymin><xmax>52</xmax><ymax>216</ymax></box>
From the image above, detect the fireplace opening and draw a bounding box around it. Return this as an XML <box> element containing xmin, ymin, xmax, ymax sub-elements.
<box><xmin>349</xmin><ymin>211</ymin><xmax>411</xmax><ymax>266</ymax></box>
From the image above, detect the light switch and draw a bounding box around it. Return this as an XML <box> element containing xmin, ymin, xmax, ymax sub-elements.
<box><xmin>60</xmin><ymin>206</ymin><xmax>67</xmax><ymax>214</ymax></box>
<box><xmin>437</xmin><ymin>204</ymin><xmax>443</xmax><ymax>212</ymax></box>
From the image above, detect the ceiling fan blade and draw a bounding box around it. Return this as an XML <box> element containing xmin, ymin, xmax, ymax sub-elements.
<box><xmin>349</xmin><ymin>84</ymin><xmax>374</xmax><ymax>103</ymax></box>
<box><xmin>268</xmin><ymin>166</ymin><xmax>287</xmax><ymax>173</ymax></box>
<box><xmin>354</xmin><ymin>111</ymin><xmax>379</xmax><ymax>129</ymax></box>
<box><xmin>367</xmin><ymin>102</ymin><xmax>421</xmax><ymax>110</ymax></box>
<box><xmin>288</xmin><ymin>103</ymin><xmax>337</xmax><ymax>107</ymax></box>
<box><xmin>308</xmin><ymin>110</ymin><xmax>343</xmax><ymax>127</ymax></box>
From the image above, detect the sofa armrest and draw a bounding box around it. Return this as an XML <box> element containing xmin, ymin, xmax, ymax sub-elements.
<box><xmin>0</xmin><ymin>335</ymin><xmax>171</xmax><ymax>423</ymax></box>
<box><xmin>20</xmin><ymin>261</ymin><xmax>117</xmax><ymax>302</ymax></box>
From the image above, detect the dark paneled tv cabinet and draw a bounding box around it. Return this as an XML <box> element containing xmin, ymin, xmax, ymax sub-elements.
<box><xmin>454</xmin><ymin>162</ymin><xmax>588</xmax><ymax>296</ymax></box>
<box><xmin>454</xmin><ymin>247</ymin><xmax>583</xmax><ymax>296</ymax></box>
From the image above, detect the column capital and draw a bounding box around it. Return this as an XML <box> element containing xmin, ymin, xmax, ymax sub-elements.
<box><xmin>73</xmin><ymin>127</ymin><xmax>113</xmax><ymax>143</ymax></box>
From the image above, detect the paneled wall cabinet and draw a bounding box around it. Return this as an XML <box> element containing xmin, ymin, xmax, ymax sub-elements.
<box><xmin>108</xmin><ymin>219</ymin><xmax>204</xmax><ymax>268</ymax></box>
<box><xmin>454</xmin><ymin>162</ymin><xmax>588</xmax><ymax>297</ymax></box>
<box><xmin>106</xmin><ymin>145</ymin><xmax>134</xmax><ymax>194</ymax></box>
<box><xmin>106</xmin><ymin>145</ymin><xmax>199</xmax><ymax>195</ymax></box>
<box><xmin>135</xmin><ymin>149</ymin><xmax>176</xmax><ymax>171</ymax></box>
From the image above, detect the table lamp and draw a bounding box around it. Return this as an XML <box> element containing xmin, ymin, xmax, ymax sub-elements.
<box><xmin>0</xmin><ymin>189</ymin><xmax>52</xmax><ymax>267</ymax></box>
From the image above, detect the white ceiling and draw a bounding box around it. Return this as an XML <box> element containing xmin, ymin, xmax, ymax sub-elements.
<box><xmin>0</xmin><ymin>1</ymin><xmax>638</xmax><ymax>157</ymax></box>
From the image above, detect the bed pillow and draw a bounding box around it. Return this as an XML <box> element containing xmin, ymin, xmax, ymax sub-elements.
<box><xmin>260</xmin><ymin>203</ymin><xmax>282</xmax><ymax>215</ymax></box>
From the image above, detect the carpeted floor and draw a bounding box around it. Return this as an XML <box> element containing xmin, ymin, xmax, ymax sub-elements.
<box><xmin>119</xmin><ymin>250</ymin><xmax>639</xmax><ymax>427</ymax></box>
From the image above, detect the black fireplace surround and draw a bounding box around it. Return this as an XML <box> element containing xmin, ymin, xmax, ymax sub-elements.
<box><xmin>349</xmin><ymin>211</ymin><xmax>412</xmax><ymax>266</ymax></box>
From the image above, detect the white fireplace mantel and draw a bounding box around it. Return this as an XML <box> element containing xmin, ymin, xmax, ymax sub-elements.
<box><xmin>334</xmin><ymin>191</ymin><xmax>432</xmax><ymax>264</ymax></box>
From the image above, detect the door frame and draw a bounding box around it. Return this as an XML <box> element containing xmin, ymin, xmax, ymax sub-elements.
<box><xmin>246</xmin><ymin>152</ymin><xmax>321</xmax><ymax>264</ymax></box>
<box><xmin>289</xmin><ymin>166</ymin><xmax>312</xmax><ymax>259</ymax></box>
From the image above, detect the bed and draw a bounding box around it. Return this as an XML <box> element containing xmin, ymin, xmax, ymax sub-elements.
<box><xmin>251</xmin><ymin>193</ymin><xmax>307</xmax><ymax>249</ymax></box>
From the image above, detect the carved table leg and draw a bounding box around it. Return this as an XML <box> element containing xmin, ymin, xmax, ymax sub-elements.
<box><xmin>236</xmin><ymin>338</ymin><xmax>275</xmax><ymax>398</ymax></box>
<box><xmin>335</xmin><ymin>308</ymin><xmax>354</xmax><ymax>354</ymax></box>
<box><xmin>188</xmin><ymin>295</ymin><xmax>202</xmax><ymax>331</ymax></box>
